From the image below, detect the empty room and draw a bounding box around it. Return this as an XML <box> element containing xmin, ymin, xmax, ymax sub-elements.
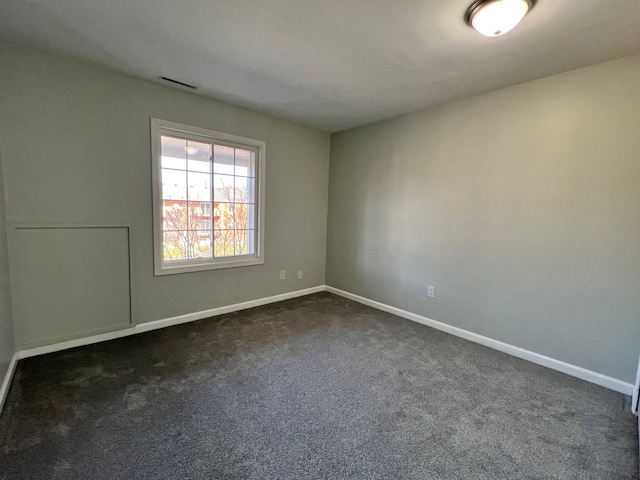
<box><xmin>0</xmin><ymin>0</ymin><xmax>639</xmax><ymax>478</ymax></box>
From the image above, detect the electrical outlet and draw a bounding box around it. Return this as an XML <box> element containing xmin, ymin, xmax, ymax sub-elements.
<box><xmin>427</xmin><ymin>286</ymin><xmax>435</xmax><ymax>298</ymax></box>
<box><xmin>298</xmin><ymin>270</ymin><xmax>303</xmax><ymax>279</ymax></box>
<box><xmin>280</xmin><ymin>270</ymin><xmax>286</xmax><ymax>280</ymax></box>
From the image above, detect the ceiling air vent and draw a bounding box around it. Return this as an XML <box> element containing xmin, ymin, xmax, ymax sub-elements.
<box><xmin>160</xmin><ymin>77</ymin><xmax>197</xmax><ymax>89</ymax></box>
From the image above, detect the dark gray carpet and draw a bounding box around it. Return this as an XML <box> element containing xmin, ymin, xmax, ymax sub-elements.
<box><xmin>0</xmin><ymin>292</ymin><xmax>637</xmax><ymax>479</ymax></box>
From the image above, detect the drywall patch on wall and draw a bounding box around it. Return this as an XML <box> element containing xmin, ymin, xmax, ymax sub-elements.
<box><xmin>9</xmin><ymin>225</ymin><xmax>133</xmax><ymax>347</ymax></box>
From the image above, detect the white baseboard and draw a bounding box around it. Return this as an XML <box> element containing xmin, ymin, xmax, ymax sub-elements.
<box><xmin>9</xmin><ymin>284</ymin><xmax>633</xmax><ymax>403</ymax></box>
<box><xmin>0</xmin><ymin>352</ymin><xmax>19</xmax><ymax>413</ymax></box>
<box><xmin>326</xmin><ymin>286</ymin><xmax>634</xmax><ymax>396</ymax></box>
<box><xmin>18</xmin><ymin>286</ymin><xmax>325</xmax><ymax>360</ymax></box>
<box><xmin>135</xmin><ymin>285</ymin><xmax>325</xmax><ymax>333</ymax></box>
<box><xmin>632</xmin><ymin>354</ymin><xmax>640</xmax><ymax>415</ymax></box>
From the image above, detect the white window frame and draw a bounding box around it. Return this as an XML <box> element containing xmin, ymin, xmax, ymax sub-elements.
<box><xmin>151</xmin><ymin>118</ymin><xmax>266</xmax><ymax>276</ymax></box>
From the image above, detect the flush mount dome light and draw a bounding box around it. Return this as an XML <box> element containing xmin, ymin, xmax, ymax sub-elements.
<box><xmin>466</xmin><ymin>0</ymin><xmax>534</xmax><ymax>37</ymax></box>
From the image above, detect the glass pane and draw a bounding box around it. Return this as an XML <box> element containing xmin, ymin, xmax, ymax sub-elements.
<box><xmin>187</xmin><ymin>140</ymin><xmax>211</xmax><ymax>173</ymax></box>
<box><xmin>234</xmin><ymin>176</ymin><xmax>255</xmax><ymax>203</ymax></box>
<box><xmin>162</xmin><ymin>169</ymin><xmax>186</xmax><ymax>200</ymax></box>
<box><xmin>234</xmin><ymin>230</ymin><xmax>254</xmax><ymax>255</ymax></box>
<box><xmin>213</xmin><ymin>202</ymin><xmax>235</xmax><ymax>229</ymax></box>
<box><xmin>188</xmin><ymin>172</ymin><xmax>211</xmax><ymax>201</ymax></box>
<box><xmin>187</xmin><ymin>202</ymin><xmax>212</xmax><ymax>231</ymax></box>
<box><xmin>236</xmin><ymin>203</ymin><xmax>257</xmax><ymax>230</ymax></box>
<box><xmin>161</xmin><ymin>136</ymin><xmax>186</xmax><ymax>170</ymax></box>
<box><xmin>214</xmin><ymin>230</ymin><xmax>236</xmax><ymax>257</ymax></box>
<box><xmin>186</xmin><ymin>230</ymin><xmax>212</xmax><ymax>259</ymax></box>
<box><xmin>213</xmin><ymin>202</ymin><xmax>223</xmax><ymax>230</ymax></box>
<box><xmin>163</xmin><ymin>200</ymin><xmax>188</xmax><ymax>231</ymax></box>
<box><xmin>213</xmin><ymin>145</ymin><xmax>234</xmax><ymax>174</ymax></box>
<box><xmin>234</xmin><ymin>203</ymin><xmax>251</xmax><ymax>230</ymax></box>
<box><xmin>161</xmin><ymin>156</ymin><xmax>185</xmax><ymax>171</ymax></box>
<box><xmin>213</xmin><ymin>174</ymin><xmax>235</xmax><ymax>202</ymax></box>
<box><xmin>198</xmin><ymin>202</ymin><xmax>212</xmax><ymax>216</ymax></box>
<box><xmin>234</xmin><ymin>149</ymin><xmax>255</xmax><ymax>177</ymax></box>
<box><xmin>163</xmin><ymin>231</ymin><xmax>188</xmax><ymax>262</ymax></box>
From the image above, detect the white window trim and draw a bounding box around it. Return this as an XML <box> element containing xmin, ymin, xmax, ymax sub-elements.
<box><xmin>151</xmin><ymin>118</ymin><xmax>266</xmax><ymax>276</ymax></box>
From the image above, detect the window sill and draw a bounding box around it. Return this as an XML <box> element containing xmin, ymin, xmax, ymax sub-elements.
<box><xmin>154</xmin><ymin>257</ymin><xmax>264</xmax><ymax>276</ymax></box>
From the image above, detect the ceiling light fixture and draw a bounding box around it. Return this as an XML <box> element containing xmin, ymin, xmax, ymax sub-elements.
<box><xmin>466</xmin><ymin>0</ymin><xmax>534</xmax><ymax>37</ymax></box>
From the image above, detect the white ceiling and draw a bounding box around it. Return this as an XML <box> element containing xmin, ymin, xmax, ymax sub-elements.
<box><xmin>2</xmin><ymin>0</ymin><xmax>640</xmax><ymax>132</ymax></box>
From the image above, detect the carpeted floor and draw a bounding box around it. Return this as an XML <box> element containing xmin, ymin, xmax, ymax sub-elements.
<box><xmin>0</xmin><ymin>292</ymin><xmax>637</xmax><ymax>479</ymax></box>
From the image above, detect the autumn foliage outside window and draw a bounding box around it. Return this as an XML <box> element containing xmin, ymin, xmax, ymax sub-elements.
<box><xmin>160</xmin><ymin>135</ymin><xmax>257</xmax><ymax>262</ymax></box>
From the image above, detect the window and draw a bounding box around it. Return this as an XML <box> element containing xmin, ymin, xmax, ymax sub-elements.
<box><xmin>151</xmin><ymin>118</ymin><xmax>265</xmax><ymax>275</ymax></box>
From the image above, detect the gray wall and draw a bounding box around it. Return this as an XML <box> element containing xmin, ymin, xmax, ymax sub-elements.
<box><xmin>1</xmin><ymin>39</ymin><xmax>638</xmax><ymax>385</ymax></box>
<box><xmin>327</xmin><ymin>54</ymin><xmax>640</xmax><ymax>383</ymax></box>
<box><xmin>0</xmin><ymin>145</ymin><xmax>15</xmax><ymax>382</ymax></box>
<box><xmin>0</xmin><ymin>41</ymin><xmax>330</xmax><ymax>347</ymax></box>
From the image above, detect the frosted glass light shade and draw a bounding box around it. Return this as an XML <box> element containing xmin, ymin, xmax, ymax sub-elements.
<box><xmin>467</xmin><ymin>0</ymin><xmax>532</xmax><ymax>37</ymax></box>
